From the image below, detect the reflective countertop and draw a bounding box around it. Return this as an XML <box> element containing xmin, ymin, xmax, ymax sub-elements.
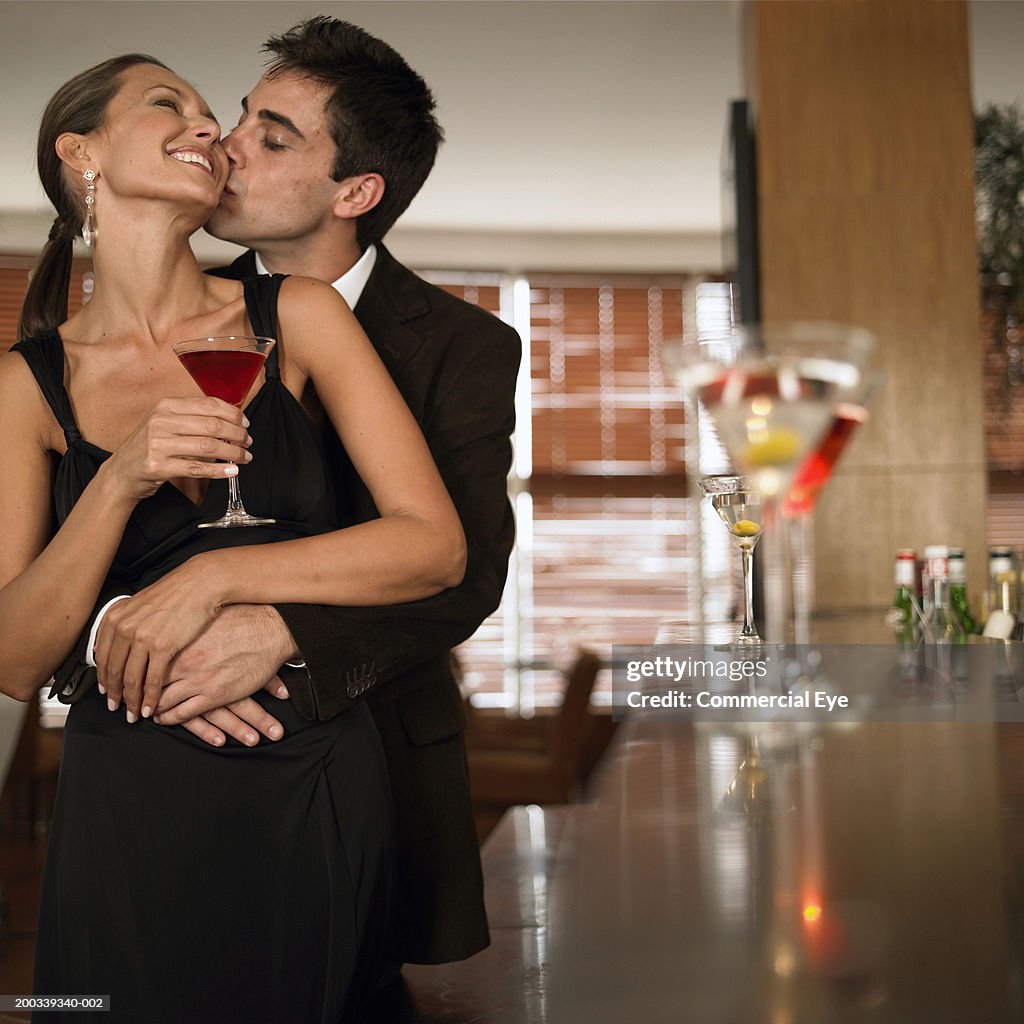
<box><xmin>405</xmin><ymin>619</ymin><xmax>1024</xmax><ymax>1022</ymax></box>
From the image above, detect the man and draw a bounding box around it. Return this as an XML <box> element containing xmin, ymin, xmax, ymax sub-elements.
<box><xmin>55</xmin><ymin>16</ymin><xmax>520</xmax><ymax>971</ymax></box>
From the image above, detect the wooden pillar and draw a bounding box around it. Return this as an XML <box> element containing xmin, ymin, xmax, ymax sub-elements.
<box><xmin>748</xmin><ymin>0</ymin><xmax>986</xmax><ymax>606</ymax></box>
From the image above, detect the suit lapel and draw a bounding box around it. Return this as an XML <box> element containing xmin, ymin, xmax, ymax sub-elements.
<box><xmin>353</xmin><ymin>245</ymin><xmax>429</xmax><ymax>370</ymax></box>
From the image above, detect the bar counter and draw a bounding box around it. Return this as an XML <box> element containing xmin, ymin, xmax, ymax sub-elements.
<box><xmin>405</xmin><ymin>621</ymin><xmax>1024</xmax><ymax>1022</ymax></box>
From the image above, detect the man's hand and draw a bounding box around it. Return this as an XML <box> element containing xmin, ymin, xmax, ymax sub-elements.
<box><xmin>177</xmin><ymin>689</ymin><xmax>289</xmax><ymax>749</ymax></box>
<box><xmin>148</xmin><ymin>604</ymin><xmax>300</xmax><ymax>746</ymax></box>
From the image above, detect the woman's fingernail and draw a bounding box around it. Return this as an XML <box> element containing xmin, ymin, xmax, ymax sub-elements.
<box><xmin>244</xmin><ymin>451</ymin><xmax>253</xmax><ymax>462</ymax></box>
<box><xmin>126</xmin><ymin>710</ymin><xmax>137</xmax><ymax>724</ymax></box>
<box><xmin>142</xmin><ymin>706</ymin><xmax>153</xmax><ymax>719</ymax></box>
<box><xmin>107</xmin><ymin>697</ymin><xmax>117</xmax><ymax>712</ymax></box>
<box><xmin>245</xmin><ymin>434</ymin><xmax>253</xmax><ymax>446</ymax></box>
<box><xmin>224</xmin><ymin>464</ymin><xmax>239</xmax><ymax>477</ymax></box>
<box><xmin>269</xmin><ymin>725</ymin><xmax>282</xmax><ymax>739</ymax></box>
<box><xmin>97</xmin><ymin>683</ymin><xmax>106</xmax><ymax>695</ymax></box>
<box><xmin>212</xmin><ymin>734</ymin><xmax>224</xmax><ymax>746</ymax></box>
<box><xmin>245</xmin><ymin>733</ymin><xmax>257</xmax><ymax>745</ymax></box>
<box><xmin>242</xmin><ymin>415</ymin><xmax>250</xmax><ymax>428</ymax></box>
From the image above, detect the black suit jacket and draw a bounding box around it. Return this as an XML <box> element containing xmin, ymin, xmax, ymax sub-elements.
<box><xmin>211</xmin><ymin>246</ymin><xmax>521</xmax><ymax>963</ymax></box>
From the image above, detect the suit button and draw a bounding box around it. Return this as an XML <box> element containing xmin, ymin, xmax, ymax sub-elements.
<box><xmin>346</xmin><ymin>683</ymin><xmax>360</xmax><ymax>699</ymax></box>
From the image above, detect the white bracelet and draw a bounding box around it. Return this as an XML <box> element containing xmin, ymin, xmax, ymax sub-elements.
<box><xmin>85</xmin><ymin>594</ymin><xmax>132</xmax><ymax>667</ymax></box>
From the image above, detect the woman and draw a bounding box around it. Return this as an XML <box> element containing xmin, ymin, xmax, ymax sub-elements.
<box><xmin>1</xmin><ymin>55</ymin><xmax>465</xmax><ymax>1022</ymax></box>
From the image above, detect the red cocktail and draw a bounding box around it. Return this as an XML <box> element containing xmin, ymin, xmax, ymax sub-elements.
<box><xmin>782</xmin><ymin>401</ymin><xmax>869</xmax><ymax>517</ymax></box>
<box><xmin>173</xmin><ymin>335</ymin><xmax>276</xmax><ymax>529</ymax></box>
<box><xmin>176</xmin><ymin>349</ymin><xmax>268</xmax><ymax>407</ymax></box>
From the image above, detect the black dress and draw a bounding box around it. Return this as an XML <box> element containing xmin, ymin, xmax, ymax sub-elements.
<box><xmin>13</xmin><ymin>277</ymin><xmax>394</xmax><ymax>1023</ymax></box>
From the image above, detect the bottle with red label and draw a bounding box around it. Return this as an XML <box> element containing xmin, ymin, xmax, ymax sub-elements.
<box><xmin>923</xmin><ymin>546</ymin><xmax>967</xmax><ymax>644</ymax></box>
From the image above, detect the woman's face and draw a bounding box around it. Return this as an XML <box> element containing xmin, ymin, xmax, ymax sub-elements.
<box><xmin>80</xmin><ymin>63</ymin><xmax>228</xmax><ymax>217</ymax></box>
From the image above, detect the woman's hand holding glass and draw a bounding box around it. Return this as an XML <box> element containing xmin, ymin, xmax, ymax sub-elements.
<box><xmin>91</xmin><ymin>397</ymin><xmax>255</xmax><ymax>721</ymax></box>
<box><xmin>102</xmin><ymin>395</ymin><xmax>252</xmax><ymax>504</ymax></box>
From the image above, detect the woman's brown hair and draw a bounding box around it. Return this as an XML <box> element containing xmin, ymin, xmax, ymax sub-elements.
<box><xmin>17</xmin><ymin>54</ymin><xmax>170</xmax><ymax>341</ymax></box>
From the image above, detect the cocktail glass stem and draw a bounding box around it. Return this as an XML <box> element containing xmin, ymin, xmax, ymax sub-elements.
<box><xmin>227</xmin><ymin>476</ymin><xmax>248</xmax><ymax>517</ymax></box>
<box><xmin>789</xmin><ymin>513</ymin><xmax>813</xmax><ymax>647</ymax></box>
<box><xmin>739</xmin><ymin>546</ymin><xmax>759</xmax><ymax>641</ymax></box>
<box><xmin>761</xmin><ymin>501</ymin><xmax>789</xmax><ymax>644</ymax></box>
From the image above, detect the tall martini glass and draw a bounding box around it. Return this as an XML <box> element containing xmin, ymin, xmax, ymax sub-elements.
<box><xmin>172</xmin><ymin>335</ymin><xmax>276</xmax><ymax>529</ymax></box>
<box><xmin>664</xmin><ymin>324</ymin><xmax>872</xmax><ymax>642</ymax></box>
<box><xmin>781</xmin><ymin>371</ymin><xmax>882</xmax><ymax>645</ymax></box>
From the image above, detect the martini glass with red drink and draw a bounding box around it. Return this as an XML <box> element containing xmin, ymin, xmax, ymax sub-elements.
<box><xmin>172</xmin><ymin>335</ymin><xmax>276</xmax><ymax>529</ymax></box>
<box><xmin>782</xmin><ymin>371</ymin><xmax>882</xmax><ymax>645</ymax></box>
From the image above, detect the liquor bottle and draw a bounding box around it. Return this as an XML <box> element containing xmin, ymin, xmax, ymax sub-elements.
<box><xmin>890</xmin><ymin>549</ymin><xmax>918</xmax><ymax>643</ymax></box>
<box><xmin>989</xmin><ymin>548</ymin><xmax>1018</xmax><ymax>615</ymax></box>
<box><xmin>983</xmin><ymin>548</ymin><xmax>1020</xmax><ymax>639</ymax></box>
<box><xmin>923</xmin><ymin>546</ymin><xmax>967</xmax><ymax>643</ymax></box>
<box><xmin>948</xmin><ymin>548</ymin><xmax>977</xmax><ymax>634</ymax></box>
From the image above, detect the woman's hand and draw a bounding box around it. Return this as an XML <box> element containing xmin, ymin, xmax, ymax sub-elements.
<box><xmin>103</xmin><ymin>396</ymin><xmax>252</xmax><ymax>505</ymax></box>
<box><xmin>95</xmin><ymin>555</ymin><xmax>227</xmax><ymax>721</ymax></box>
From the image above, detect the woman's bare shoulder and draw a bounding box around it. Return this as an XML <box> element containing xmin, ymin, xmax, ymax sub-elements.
<box><xmin>0</xmin><ymin>347</ymin><xmax>56</xmax><ymax>449</ymax></box>
<box><xmin>275</xmin><ymin>277</ymin><xmax>360</xmax><ymax>365</ymax></box>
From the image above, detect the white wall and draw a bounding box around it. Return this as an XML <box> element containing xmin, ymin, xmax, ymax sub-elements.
<box><xmin>0</xmin><ymin>1</ymin><xmax>1019</xmax><ymax>271</ymax></box>
<box><xmin>970</xmin><ymin>0</ymin><xmax>1024</xmax><ymax>107</ymax></box>
<box><xmin>0</xmin><ymin>0</ymin><xmax>743</xmax><ymax>270</ymax></box>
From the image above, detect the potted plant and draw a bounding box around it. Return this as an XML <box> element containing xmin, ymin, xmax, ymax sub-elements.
<box><xmin>976</xmin><ymin>103</ymin><xmax>1024</xmax><ymax>390</ymax></box>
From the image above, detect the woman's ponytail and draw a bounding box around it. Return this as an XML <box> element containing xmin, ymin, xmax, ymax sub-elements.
<box><xmin>17</xmin><ymin>221</ymin><xmax>77</xmax><ymax>341</ymax></box>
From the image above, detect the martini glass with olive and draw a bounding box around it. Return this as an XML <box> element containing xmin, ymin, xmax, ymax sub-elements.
<box><xmin>665</xmin><ymin>325</ymin><xmax>872</xmax><ymax>642</ymax></box>
<box><xmin>700</xmin><ymin>475</ymin><xmax>764</xmax><ymax>644</ymax></box>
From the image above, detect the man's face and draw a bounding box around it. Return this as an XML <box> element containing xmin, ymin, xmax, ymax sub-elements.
<box><xmin>206</xmin><ymin>71</ymin><xmax>342</xmax><ymax>250</ymax></box>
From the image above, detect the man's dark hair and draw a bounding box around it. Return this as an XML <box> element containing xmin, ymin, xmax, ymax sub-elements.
<box><xmin>264</xmin><ymin>16</ymin><xmax>443</xmax><ymax>248</ymax></box>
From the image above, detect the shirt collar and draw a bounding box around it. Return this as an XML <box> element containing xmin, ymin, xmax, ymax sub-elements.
<box><xmin>253</xmin><ymin>243</ymin><xmax>378</xmax><ymax>308</ymax></box>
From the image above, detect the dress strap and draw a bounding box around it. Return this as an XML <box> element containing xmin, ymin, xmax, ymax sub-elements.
<box><xmin>243</xmin><ymin>274</ymin><xmax>287</xmax><ymax>380</ymax></box>
<box><xmin>10</xmin><ymin>331</ymin><xmax>82</xmax><ymax>444</ymax></box>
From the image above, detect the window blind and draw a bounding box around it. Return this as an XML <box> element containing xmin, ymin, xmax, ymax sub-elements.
<box><xmin>431</xmin><ymin>272</ymin><xmax>694</xmax><ymax>707</ymax></box>
<box><xmin>0</xmin><ymin>257</ymin><xmax>91</xmax><ymax>353</ymax></box>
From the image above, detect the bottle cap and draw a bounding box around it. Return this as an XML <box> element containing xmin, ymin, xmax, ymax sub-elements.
<box><xmin>990</xmin><ymin>549</ymin><xmax>1015</xmax><ymax>574</ymax></box>
<box><xmin>924</xmin><ymin>546</ymin><xmax>949</xmax><ymax>581</ymax></box>
<box><xmin>949</xmin><ymin>548</ymin><xmax>967</xmax><ymax>584</ymax></box>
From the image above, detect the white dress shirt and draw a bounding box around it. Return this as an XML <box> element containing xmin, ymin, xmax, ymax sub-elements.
<box><xmin>254</xmin><ymin>243</ymin><xmax>377</xmax><ymax>309</ymax></box>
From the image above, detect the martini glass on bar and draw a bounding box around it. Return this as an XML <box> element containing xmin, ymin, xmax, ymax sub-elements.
<box><xmin>701</xmin><ymin>475</ymin><xmax>764</xmax><ymax>644</ymax></box>
<box><xmin>172</xmin><ymin>335</ymin><xmax>276</xmax><ymax>529</ymax></box>
<box><xmin>664</xmin><ymin>324</ymin><xmax>873</xmax><ymax>642</ymax></box>
<box><xmin>782</xmin><ymin>371</ymin><xmax>883</xmax><ymax>645</ymax></box>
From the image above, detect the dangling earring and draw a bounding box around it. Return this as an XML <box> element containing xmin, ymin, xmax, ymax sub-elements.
<box><xmin>82</xmin><ymin>168</ymin><xmax>97</xmax><ymax>247</ymax></box>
